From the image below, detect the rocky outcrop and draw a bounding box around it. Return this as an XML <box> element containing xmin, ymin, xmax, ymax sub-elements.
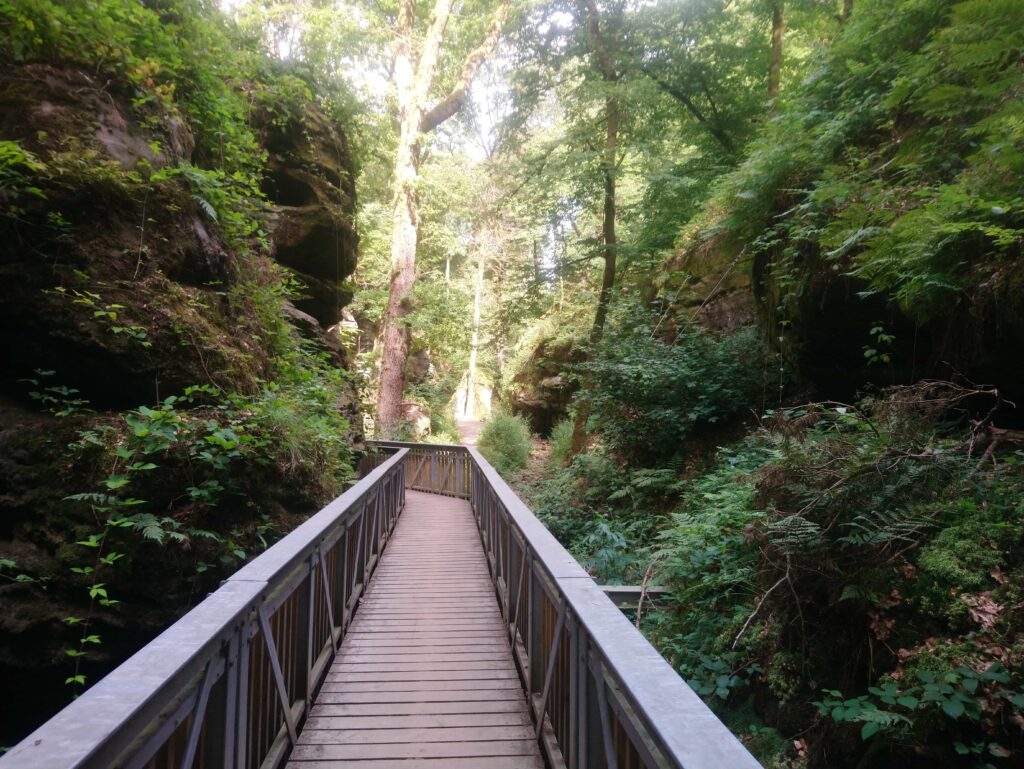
<box><xmin>508</xmin><ymin>337</ymin><xmax>583</xmax><ymax>436</ymax></box>
<box><xmin>666</xmin><ymin>226</ymin><xmax>1024</xmax><ymax>407</ymax></box>
<box><xmin>663</xmin><ymin>231</ymin><xmax>756</xmax><ymax>334</ymax></box>
<box><xmin>0</xmin><ymin>62</ymin><xmax>361</xmax><ymax>745</ymax></box>
<box><xmin>258</xmin><ymin>104</ymin><xmax>358</xmax><ymax>327</ymax></box>
<box><xmin>0</xmin><ymin>63</ymin><xmax>360</xmax><ymax>407</ymax></box>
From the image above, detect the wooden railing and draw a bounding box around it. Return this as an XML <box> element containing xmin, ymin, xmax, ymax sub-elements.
<box><xmin>0</xmin><ymin>450</ymin><xmax>407</xmax><ymax>769</ymax></box>
<box><xmin>369</xmin><ymin>441</ymin><xmax>763</xmax><ymax>769</ymax></box>
<box><xmin>3</xmin><ymin>441</ymin><xmax>761</xmax><ymax>769</ymax></box>
<box><xmin>362</xmin><ymin>440</ymin><xmax>471</xmax><ymax>498</ymax></box>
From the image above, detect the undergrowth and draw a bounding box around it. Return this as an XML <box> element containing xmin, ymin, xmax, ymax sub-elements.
<box><xmin>478</xmin><ymin>411</ymin><xmax>532</xmax><ymax>475</ymax></box>
<box><xmin>528</xmin><ymin>378</ymin><xmax>1024</xmax><ymax>768</ymax></box>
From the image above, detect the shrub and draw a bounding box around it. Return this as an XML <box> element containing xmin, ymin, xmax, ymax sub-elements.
<box><xmin>584</xmin><ymin>301</ymin><xmax>765</xmax><ymax>464</ymax></box>
<box><xmin>477</xmin><ymin>412</ymin><xmax>532</xmax><ymax>475</ymax></box>
<box><xmin>549</xmin><ymin>418</ymin><xmax>574</xmax><ymax>467</ymax></box>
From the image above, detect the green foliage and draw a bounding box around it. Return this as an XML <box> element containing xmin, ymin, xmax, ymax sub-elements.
<box><xmin>584</xmin><ymin>301</ymin><xmax>764</xmax><ymax>463</ymax></box>
<box><xmin>477</xmin><ymin>412</ymin><xmax>532</xmax><ymax>475</ymax></box>
<box><xmin>685</xmin><ymin>0</ymin><xmax>1024</xmax><ymax>322</ymax></box>
<box><xmin>816</xmin><ymin>662</ymin><xmax>1024</xmax><ymax>753</ymax></box>
<box><xmin>532</xmin><ymin>376</ymin><xmax>1024</xmax><ymax>766</ymax></box>
<box><xmin>0</xmin><ymin>139</ymin><xmax>45</xmax><ymax>218</ymax></box>
<box><xmin>647</xmin><ymin>383</ymin><xmax>1024</xmax><ymax>764</ymax></box>
<box><xmin>549</xmin><ymin>418</ymin><xmax>574</xmax><ymax>467</ymax></box>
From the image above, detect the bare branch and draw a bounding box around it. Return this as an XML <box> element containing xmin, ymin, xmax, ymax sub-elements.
<box><xmin>412</xmin><ymin>0</ymin><xmax>456</xmax><ymax>106</ymax></box>
<box><xmin>420</xmin><ymin>0</ymin><xmax>510</xmax><ymax>134</ymax></box>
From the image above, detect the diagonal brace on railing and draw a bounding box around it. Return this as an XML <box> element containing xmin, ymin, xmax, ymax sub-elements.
<box><xmin>509</xmin><ymin>550</ymin><xmax>527</xmax><ymax>643</ymax></box>
<box><xmin>536</xmin><ymin>602</ymin><xmax>568</xmax><ymax>740</ymax></box>
<box><xmin>257</xmin><ymin>605</ymin><xmax>298</xmax><ymax>745</ymax></box>
<box><xmin>178</xmin><ymin>656</ymin><xmax>218</xmax><ymax>769</ymax></box>
<box><xmin>595</xmin><ymin>661</ymin><xmax>620</xmax><ymax>769</ymax></box>
<box><xmin>314</xmin><ymin>546</ymin><xmax>339</xmax><ymax>650</ymax></box>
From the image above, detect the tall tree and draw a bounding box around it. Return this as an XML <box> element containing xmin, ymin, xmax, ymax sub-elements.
<box><xmin>768</xmin><ymin>1</ymin><xmax>784</xmax><ymax>98</ymax></box>
<box><xmin>568</xmin><ymin>0</ymin><xmax>621</xmax><ymax>455</ymax></box>
<box><xmin>376</xmin><ymin>0</ymin><xmax>510</xmax><ymax>434</ymax></box>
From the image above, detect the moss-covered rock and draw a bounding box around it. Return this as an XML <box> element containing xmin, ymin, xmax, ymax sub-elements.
<box><xmin>0</xmin><ymin>57</ymin><xmax>362</xmax><ymax>745</ymax></box>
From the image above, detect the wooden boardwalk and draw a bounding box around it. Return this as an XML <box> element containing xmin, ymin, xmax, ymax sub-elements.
<box><xmin>287</xmin><ymin>490</ymin><xmax>543</xmax><ymax>769</ymax></box>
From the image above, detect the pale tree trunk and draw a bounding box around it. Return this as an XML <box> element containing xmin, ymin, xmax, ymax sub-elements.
<box><xmin>376</xmin><ymin>110</ymin><xmax>421</xmax><ymax>434</ymax></box>
<box><xmin>375</xmin><ymin>0</ymin><xmax>509</xmax><ymax>435</ymax></box>
<box><xmin>568</xmin><ymin>91</ymin><xmax>618</xmax><ymax>457</ymax></box>
<box><xmin>493</xmin><ymin>260</ymin><xmax>507</xmax><ymax>376</ymax></box>
<box><xmin>463</xmin><ymin>253</ymin><xmax>486</xmax><ymax>419</ymax></box>
<box><xmin>840</xmin><ymin>0</ymin><xmax>854</xmax><ymax>22</ymax></box>
<box><xmin>768</xmin><ymin>2</ymin><xmax>784</xmax><ymax>99</ymax></box>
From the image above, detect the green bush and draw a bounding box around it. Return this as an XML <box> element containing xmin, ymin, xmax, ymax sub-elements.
<box><xmin>549</xmin><ymin>418</ymin><xmax>574</xmax><ymax>467</ymax></box>
<box><xmin>584</xmin><ymin>301</ymin><xmax>764</xmax><ymax>464</ymax></box>
<box><xmin>477</xmin><ymin>412</ymin><xmax>532</xmax><ymax>475</ymax></box>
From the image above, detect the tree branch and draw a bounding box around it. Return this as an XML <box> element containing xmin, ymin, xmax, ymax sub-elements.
<box><xmin>639</xmin><ymin>65</ymin><xmax>736</xmax><ymax>155</ymax></box>
<box><xmin>581</xmin><ymin>0</ymin><xmax>617</xmax><ymax>81</ymax></box>
<box><xmin>419</xmin><ymin>0</ymin><xmax>510</xmax><ymax>134</ymax></box>
<box><xmin>412</xmin><ymin>0</ymin><xmax>456</xmax><ymax>106</ymax></box>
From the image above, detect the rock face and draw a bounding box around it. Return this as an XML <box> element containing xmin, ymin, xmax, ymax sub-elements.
<box><xmin>0</xmin><ymin>65</ymin><xmax>251</xmax><ymax>407</ymax></box>
<box><xmin>668</xmin><ymin>229</ymin><xmax>1024</xmax><ymax>408</ymax></box>
<box><xmin>664</xmin><ymin>231</ymin><xmax>756</xmax><ymax>334</ymax></box>
<box><xmin>508</xmin><ymin>337</ymin><xmax>582</xmax><ymax>436</ymax></box>
<box><xmin>258</xmin><ymin>105</ymin><xmax>359</xmax><ymax>327</ymax></box>
<box><xmin>0</xmin><ymin>64</ymin><xmax>359</xmax><ymax>407</ymax></box>
<box><xmin>0</xmin><ymin>62</ymin><xmax>361</xmax><ymax>745</ymax></box>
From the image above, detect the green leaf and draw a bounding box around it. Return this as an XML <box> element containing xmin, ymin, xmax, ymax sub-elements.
<box><xmin>103</xmin><ymin>476</ymin><xmax>130</xmax><ymax>490</ymax></box>
<box><xmin>896</xmin><ymin>695</ymin><xmax>918</xmax><ymax>709</ymax></box>
<box><xmin>942</xmin><ymin>699</ymin><xmax>965</xmax><ymax>719</ymax></box>
<box><xmin>861</xmin><ymin>722</ymin><xmax>881</xmax><ymax>740</ymax></box>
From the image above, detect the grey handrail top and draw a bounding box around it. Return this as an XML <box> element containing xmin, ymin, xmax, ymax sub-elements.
<box><xmin>0</xmin><ymin>579</ymin><xmax>265</xmax><ymax>769</ymax></box>
<box><xmin>369</xmin><ymin>439</ymin><xmax>468</xmax><ymax>451</ymax></box>
<box><xmin>0</xmin><ymin>448</ymin><xmax>410</xmax><ymax>769</ymax></box>
<box><xmin>466</xmin><ymin>446</ymin><xmax>762</xmax><ymax>769</ymax></box>
<box><xmin>229</xmin><ymin>448</ymin><xmax>408</xmax><ymax>583</ymax></box>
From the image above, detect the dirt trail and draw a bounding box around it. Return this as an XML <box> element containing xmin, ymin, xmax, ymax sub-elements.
<box><xmin>456</xmin><ymin>419</ymin><xmax>484</xmax><ymax>445</ymax></box>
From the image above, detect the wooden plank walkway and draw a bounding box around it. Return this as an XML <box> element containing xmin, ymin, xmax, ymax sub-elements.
<box><xmin>287</xmin><ymin>490</ymin><xmax>543</xmax><ymax>769</ymax></box>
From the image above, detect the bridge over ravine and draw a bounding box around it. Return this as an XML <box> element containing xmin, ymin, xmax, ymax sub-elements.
<box><xmin>0</xmin><ymin>442</ymin><xmax>763</xmax><ymax>769</ymax></box>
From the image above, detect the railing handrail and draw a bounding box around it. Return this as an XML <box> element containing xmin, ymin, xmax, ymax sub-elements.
<box><xmin>6</xmin><ymin>440</ymin><xmax>761</xmax><ymax>769</ymax></box>
<box><xmin>464</xmin><ymin>446</ymin><xmax>763</xmax><ymax>769</ymax></box>
<box><xmin>369</xmin><ymin>438</ymin><xmax>467</xmax><ymax>451</ymax></box>
<box><xmin>0</xmin><ymin>449</ymin><xmax>409</xmax><ymax>769</ymax></box>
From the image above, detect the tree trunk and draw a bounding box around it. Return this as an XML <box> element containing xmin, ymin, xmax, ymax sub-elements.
<box><xmin>840</xmin><ymin>0</ymin><xmax>854</xmax><ymax>22</ymax></box>
<box><xmin>464</xmin><ymin>253</ymin><xmax>485</xmax><ymax>419</ymax></box>
<box><xmin>769</xmin><ymin>2</ymin><xmax>784</xmax><ymax>99</ymax></box>
<box><xmin>568</xmin><ymin>0</ymin><xmax>620</xmax><ymax>458</ymax></box>
<box><xmin>374</xmin><ymin>0</ymin><xmax>508</xmax><ymax>434</ymax></box>
<box><xmin>589</xmin><ymin>94</ymin><xmax>618</xmax><ymax>344</ymax></box>
<box><xmin>569</xmin><ymin>88</ymin><xmax>618</xmax><ymax>458</ymax></box>
<box><xmin>375</xmin><ymin>0</ymin><xmax>423</xmax><ymax>435</ymax></box>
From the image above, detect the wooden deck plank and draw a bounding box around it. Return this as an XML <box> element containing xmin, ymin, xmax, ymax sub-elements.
<box><xmin>316</xmin><ymin>689</ymin><xmax>525</xmax><ymax>704</ymax></box>
<box><xmin>320</xmin><ymin>678</ymin><xmax>523</xmax><ymax>692</ymax></box>
<box><xmin>325</xmin><ymin>670</ymin><xmax>520</xmax><ymax>682</ymax></box>
<box><xmin>303</xmin><ymin>712</ymin><xmax>532</xmax><ymax>730</ymax></box>
<box><xmin>291</xmin><ymin>740</ymin><xmax>539</xmax><ymax>760</ymax></box>
<box><xmin>287</xmin><ymin>758</ymin><xmax>543</xmax><ymax>769</ymax></box>
<box><xmin>297</xmin><ymin>725</ymin><xmax>534</xmax><ymax>744</ymax></box>
<box><xmin>287</xmin><ymin>490</ymin><xmax>542</xmax><ymax>769</ymax></box>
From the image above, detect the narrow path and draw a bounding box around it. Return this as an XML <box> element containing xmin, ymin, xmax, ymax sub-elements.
<box><xmin>287</xmin><ymin>490</ymin><xmax>542</xmax><ymax>769</ymax></box>
<box><xmin>456</xmin><ymin>419</ymin><xmax>484</xmax><ymax>446</ymax></box>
